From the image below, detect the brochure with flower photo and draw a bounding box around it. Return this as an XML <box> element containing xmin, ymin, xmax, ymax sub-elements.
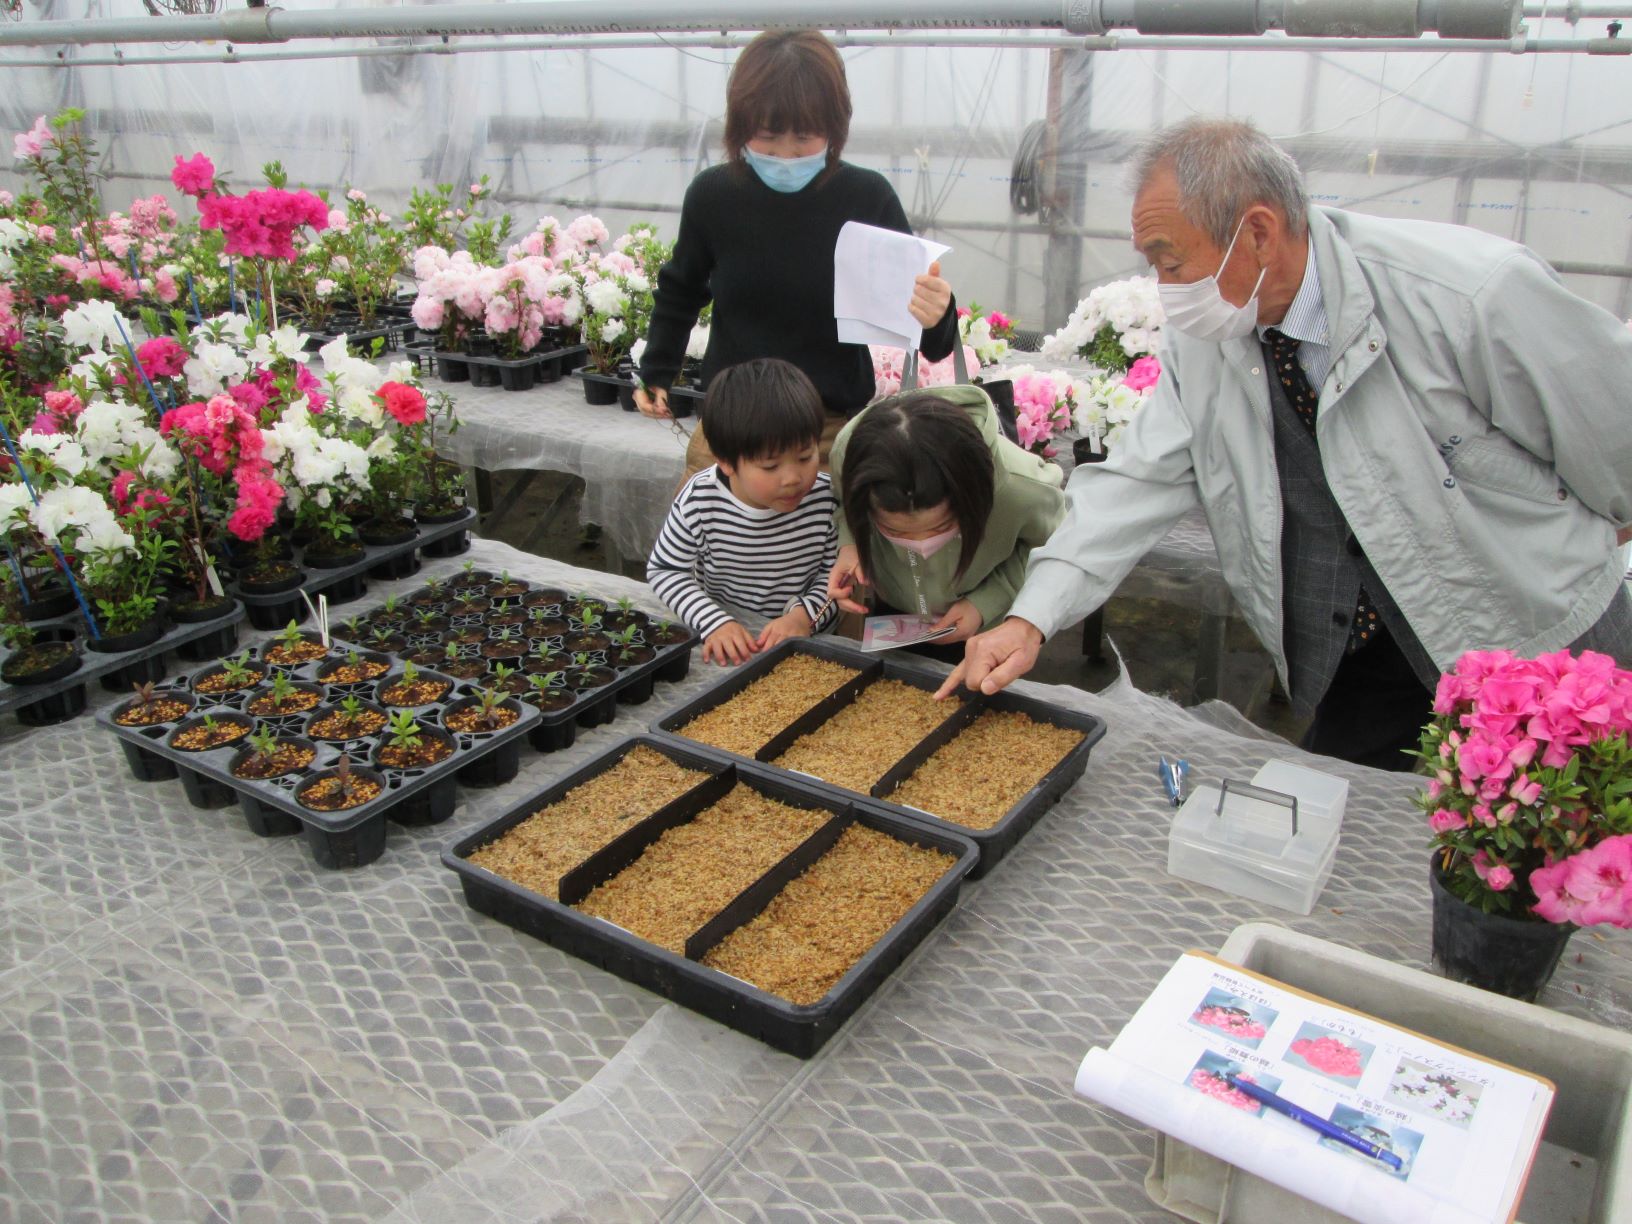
<box><xmin>1074</xmin><ymin>952</ymin><xmax>1554</xmax><ymax>1224</ymax></box>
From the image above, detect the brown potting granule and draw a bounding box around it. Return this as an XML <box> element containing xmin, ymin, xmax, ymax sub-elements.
<box><xmin>773</xmin><ymin>679</ymin><xmax>958</xmax><ymax>791</ymax></box>
<box><xmin>467</xmin><ymin>747</ymin><xmax>710</xmax><ymax>900</ymax></box>
<box><xmin>702</xmin><ymin>824</ymin><xmax>954</xmax><ymax>1005</ymax></box>
<box><xmin>678</xmin><ymin>655</ymin><xmax>859</xmax><ymax>756</ymax></box>
<box><xmin>885</xmin><ymin>709</ymin><xmax>1084</xmax><ymax>829</ymax></box>
<box><xmin>575</xmin><ymin>784</ymin><xmax>829</xmax><ymax>954</ymax></box>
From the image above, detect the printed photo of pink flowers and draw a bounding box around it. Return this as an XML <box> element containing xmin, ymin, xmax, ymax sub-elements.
<box><xmin>1320</xmin><ymin>1105</ymin><xmax>1423</xmax><ymax>1180</ymax></box>
<box><xmin>1285</xmin><ymin>1024</ymin><xmax>1374</xmax><ymax>1084</ymax></box>
<box><xmin>1188</xmin><ymin>987</ymin><xmax>1276</xmax><ymax>1048</ymax></box>
<box><xmin>1385</xmin><ymin>1057</ymin><xmax>1483</xmax><ymax>1128</ymax></box>
<box><xmin>1185</xmin><ymin>1051</ymin><xmax>1283</xmax><ymax>1115</ymax></box>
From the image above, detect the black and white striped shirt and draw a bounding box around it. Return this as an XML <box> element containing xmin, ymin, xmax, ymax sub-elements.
<box><xmin>648</xmin><ymin>466</ymin><xmax>839</xmax><ymax>639</ymax></box>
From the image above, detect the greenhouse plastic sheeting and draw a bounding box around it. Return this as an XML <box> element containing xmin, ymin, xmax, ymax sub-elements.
<box><xmin>3</xmin><ymin>536</ymin><xmax>1629</xmax><ymax>1221</ymax></box>
<box><xmin>4</xmin><ymin>3</ymin><xmax>1632</xmax><ymax>329</ymax></box>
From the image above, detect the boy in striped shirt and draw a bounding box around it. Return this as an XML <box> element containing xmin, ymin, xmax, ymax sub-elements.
<box><xmin>648</xmin><ymin>359</ymin><xmax>839</xmax><ymax>665</ymax></box>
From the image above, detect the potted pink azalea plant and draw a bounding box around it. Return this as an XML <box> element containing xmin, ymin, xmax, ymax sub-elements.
<box><xmin>1416</xmin><ymin>647</ymin><xmax>1632</xmax><ymax>1000</ymax></box>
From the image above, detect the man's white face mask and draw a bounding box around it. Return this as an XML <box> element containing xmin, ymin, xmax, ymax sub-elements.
<box><xmin>1156</xmin><ymin>216</ymin><xmax>1267</xmax><ymax>343</ymax></box>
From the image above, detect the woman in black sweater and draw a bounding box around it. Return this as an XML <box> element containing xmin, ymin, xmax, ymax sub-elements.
<box><xmin>634</xmin><ymin>29</ymin><xmax>960</xmax><ymax>479</ymax></box>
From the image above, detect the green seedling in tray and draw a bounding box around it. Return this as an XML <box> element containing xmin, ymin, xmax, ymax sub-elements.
<box><xmin>384</xmin><ymin>709</ymin><xmax>423</xmax><ymax>751</ymax></box>
<box><xmin>220</xmin><ymin>652</ymin><xmax>256</xmax><ymax>686</ymax></box>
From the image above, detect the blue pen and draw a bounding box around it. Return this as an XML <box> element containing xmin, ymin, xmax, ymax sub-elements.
<box><xmin>1225</xmin><ymin>1076</ymin><xmax>1404</xmax><ymax>1171</ymax></box>
<box><xmin>1158</xmin><ymin>755</ymin><xmax>1188</xmax><ymax>807</ymax></box>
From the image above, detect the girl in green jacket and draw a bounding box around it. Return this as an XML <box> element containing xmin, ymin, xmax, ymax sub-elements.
<box><xmin>827</xmin><ymin>385</ymin><xmax>1066</xmax><ymax>651</ymax></box>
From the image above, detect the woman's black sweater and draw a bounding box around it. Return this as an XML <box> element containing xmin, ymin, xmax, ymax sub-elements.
<box><xmin>638</xmin><ymin>161</ymin><xmax>959</xmax><ymax>415</ymax></box>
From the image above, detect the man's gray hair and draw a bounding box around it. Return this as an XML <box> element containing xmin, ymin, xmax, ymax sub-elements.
<box><xmin>1129</xmin><ymin>118</ymin><xmax>1309</xmax><ymax>247</ymax></box>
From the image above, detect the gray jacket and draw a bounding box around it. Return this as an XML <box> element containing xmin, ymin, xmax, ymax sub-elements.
<box><xmin>1010</xmin><ymin>206</ymin><xmax>1632</xmax><ymax>685</ymax></box>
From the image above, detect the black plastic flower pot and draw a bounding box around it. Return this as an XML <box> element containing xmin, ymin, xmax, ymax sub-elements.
<box><xmin>239</xmin><ymin>794</ymin><xmax>304</xmax><ymax>838</ymax></box>
<box><xmin>527</xmin><ymin>716</ymin><xmax>578</xmax><ymax>754</ymax></box>
<box><xmin>581</xmin><ymin>375</ymin><xmax>620</xmax><ymax>406</ymax></box>
<box><xmin>437</xmin><ymin>356</ymin><xmax>470</xmax><ymax>383</ymax></box>
<box><xmin>2</xmin><ymin>639</ymin><xmax>82</xmax><ymax>687</ymax></box>
<box><xmin>456</xmin><ymin>738</ymin><xmax>521</xmax><ymax>789</ymax></box>
<box><xmin>321</xmin><ymin>572</ymin><xmax>369</xmax><ymax>605</ymax></box>
<box><xmin>119</xmin><ymin>738</ymin><xmax>178</xmax><ymax>783</ymax></box>
<box><xmin>368</xmin><ymin>550</ymin><xmax>421</xmax><ymax>581</ymax></box>
<box><xmin>656</xmin><ymin>650</ymin><xmax>693</xmax><ymax>685</ymax></box>
<box><xmin>499</xmin><ymin>361</ymin><xmax>539</xmax><ymax>393</ymax></box>
<box><xmin>246</xmin><ymin>597</ymin><xmax>306</xmax><ymax>631</ymax></box>
<box><xmin>302</xmin><ymin>815</ymin><xmax>388</xmax><ymax>870</ymax></box>
<box><xmin>615</xmin><ymin>670</ymin><xmax>656</xmax><ymax>706</ymax></box>
<box><xmin>304</xmin><ymin>543</ymin><xmax>366</xmax><ymax>570</ymax></box>
<box><xmin>617</xmin><ymin>382</ymin><xmax>638</xmax><ymax>413</ymax></box>
<box><xmin>15</xmin><ymin>685</ymin><xmax>88</xmax><ymax>726</ymax></box>
<box><xmin>470</xmin><ymin>363</ymin><xmax>501</xmax><ymax>388</ymax></box>
<box><xmin>574</xmin><ymin>690</ymin><xmax>617</xmax><ymax>729</ymax></box>
<box><xmin>100</xmin><ymin>653</ymin><xmax>172</xmax><ymax>693</ymax></box>
<box><xmin>1429</xmin><ymin>857</ymin><xmax>1575</xmax><ymax>1002</ymax></box>
<box><xmin>387</xmin><ymin>774</ymin><xmax>458</xmax><ymax>826</ymax></box>
<box><xmin>85</xmin><ymin>616</ymin><xmax>167</xmax><ymax>657</ymax></box>
<box><xmin>21</xmin><ymin>586</ymin><xmax>78</xmax><ymax>621</ymax></box>
<box><xmin>421</xmin><ymin>530</ymin><xmax>470</xmax><ymax>559</ymax></box>
<box><xmin>359</xmin><ymin>517</ymin><xmax>417</xmax><ymax>548</ymax></box>
<box><xmin>179</xmin><ymin>765</ymin><xmax>238</xmax><ymax>810</ymax></box>
<box><xmin>177</xmin><ymin>623</ymin><xmax>241</xmax><ymax>662</ymax></box>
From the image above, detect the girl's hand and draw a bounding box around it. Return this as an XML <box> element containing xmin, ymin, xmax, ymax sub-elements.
<box><xmin>703</xmin><ymin>621</ymin><xmax>757</xmax><ymax>666</ymax></box>
<box><xmin>908</xmin><ymin>260</ymin><xmax>952</xmax><ymax>329</ymax></box>
<box><xmin>930</xmin><ymin>599</ymin><xmax>982</xmax><ymax>644</ymax></box>
<box><xmin>756</xmin><ymin>606</ymin><xmax>813</xmax><ymax>651</ymax></box>
<box><xmin>633</xmin><ymin>384</ymin><xmax>672</xmax><ymax>419</ymax></box>
<box><xmin>827</xmin><ymin>545</ymin><xmax>870</xmax><ymax>615</ymax></box>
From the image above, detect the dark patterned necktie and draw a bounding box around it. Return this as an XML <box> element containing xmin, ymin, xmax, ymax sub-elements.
<box><xmin>1265</xmin><ymin>328</ymin><xmax>1379</xmax><ymax>653</ymax></box>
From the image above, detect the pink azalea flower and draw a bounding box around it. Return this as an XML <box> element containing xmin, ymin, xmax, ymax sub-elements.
<box><xmin>13</xmin><ymin>115</ymin><xmax>51</xmax><ymax>161</ymax></box>
<box><xmin>1122</xmin><ymin>355</ymin><xmax>1163</xmax><ymax>392</ymax></box>
<box><xmin>170</xmin><ymin>152</ymin><xmax>216</xmax><ymax>198</ymax></box>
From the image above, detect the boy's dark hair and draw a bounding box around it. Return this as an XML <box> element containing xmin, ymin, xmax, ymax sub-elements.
<box><xmin>701</xmin><ymin>357</ymin><xmax>826</xmax><ymax>467</ymax></box>
<box><xmin>724</xmin><ymin>30</ymin><xmax>851</xmax><ymax>170</ymax></box>
<box><xmin>841</xmin><ymin>392</ymin><xmax>994</xmax><ymax>582</ymax></box>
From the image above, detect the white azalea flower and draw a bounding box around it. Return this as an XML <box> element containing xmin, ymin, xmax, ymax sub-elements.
<box><xmin>0</xmin><ymin>483</ymin><xmax>33</xmax><ymax>527</ymax></box>
<box><xmin>600</xmin><ymin>318</ymin><xmax>625</xmax><ymax>344</ymax></box>
<box><xmin>60</xmin><ymin>300</ymin><xmax>129</xmax><ymax>352</ymax></box>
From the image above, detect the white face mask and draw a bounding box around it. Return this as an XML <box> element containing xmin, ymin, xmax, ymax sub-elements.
<box><xmin>1156</xmin><ymin>217</ymin><xmax>1267</xmax><ymax>343</ymax></box>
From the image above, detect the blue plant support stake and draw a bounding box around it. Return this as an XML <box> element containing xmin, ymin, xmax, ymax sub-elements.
<box><xmin>2</xmin><ymin>541</ymin><xmax>31</xmax><ymax>604</ymax></box>
<box><xmin>187</xmin><ymin>270</ymin><xmax>202</xmax><ymax>322</ymax></box>
<box><xmin>114</xmin><ymin>317</ymin><xmax>168</xmax><ymax>421</ymax></box>
<box><xmin>0</xmin><ymin>418</ymin><xmax>100</xmax><ymax>639</ymax></box>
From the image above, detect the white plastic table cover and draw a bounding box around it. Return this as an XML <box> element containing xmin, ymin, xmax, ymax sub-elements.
<box><xmin>5</xmin><ymin>538</ymin><xmax>1627</xmax><ymax>1224</ymax></box>
<box><xmin>430</xmin><ymin>375</ymin><xmax>693</xmax><ymax>560</ymax></box>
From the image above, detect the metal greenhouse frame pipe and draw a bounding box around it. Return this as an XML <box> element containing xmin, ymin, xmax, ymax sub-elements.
<box><xmin>7</xmin><ymin>28</ymin><xmax>1629</xmax><ymax>71</ymax></box>
<box><xmin>0</xmin><ymin>0</ymin><xmax>1535</xmax><ymax>49</ymax></box>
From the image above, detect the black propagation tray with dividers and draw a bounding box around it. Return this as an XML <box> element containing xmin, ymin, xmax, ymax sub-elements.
<box><xmin>97</xmin><ymin>635</ymin><xmax>540</xmax><ymax>869</ymax></box>
<box><xmin>651</xmin><ymin>637</ymin><xmax>1108</xmax><ymax>879</ymax></box>
<box><xmin>336</xmin><ymin>571</ymin><xmax>698</xmax><ymax>754</ymax></box>
<box><xmin>442</xmin><ymin>734</ymin><xmax>980</xmax><ymax>1058</ymax></box>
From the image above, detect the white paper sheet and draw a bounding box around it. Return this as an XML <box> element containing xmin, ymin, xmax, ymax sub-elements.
<box><xmin>833</xmin><ymin>221</ymin><xmax>950</xmax><ymax>351</ymax></box>
<box><xmin>1074</xmin><ymin>953</ymin><xmax>1552</xmax><ymax>1224</ymax></box>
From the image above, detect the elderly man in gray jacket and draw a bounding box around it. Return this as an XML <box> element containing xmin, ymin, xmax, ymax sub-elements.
<box><xmin>942</xmin><ymin>117</ymin><xmax>1632</xmax><ymax>769</ymax></box>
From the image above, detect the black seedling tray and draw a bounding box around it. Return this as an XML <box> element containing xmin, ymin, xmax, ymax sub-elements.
<box><xmin>431</xmin><ymin>342</ymin><xmax>588</xmax><ymax>391</ymax></box>
<box><xmin>443</xmin><ymin>735</ymin><xmax>978</xmax><ymax>1057</ymax></box>
<box><xmin>230</xmin><ymin>508</ymin><xmax>475</xmax><ymax>629</ymax></box>
<box><xmin>652</xmin><ymin>637</ymin><xmax>1107</xmax><ymax>878</ymax></box>
<box><xmin>97</xmin><ymin>635</ymin><xmax>538</xmax><ymax>869</ymax></box>
<box><xmin>0</xmin><ymin>600</ymin><xmax>245</xmax><ymax>724</ymax></box>
<box><xmin>342</xmin><ymin>574</ymin><xmax>696</xmax><ymax>750</ymax></box>
<box><xmin>571</xmin><ymin>367</ymin><xmax>703</xmax><ymax>417</ymax></box>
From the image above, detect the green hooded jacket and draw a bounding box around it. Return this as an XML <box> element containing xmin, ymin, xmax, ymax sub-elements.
<box><xmin>830</xmin><ymin>384</ymin><xmax>1067</xmax><ymax>628</ymax></box>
